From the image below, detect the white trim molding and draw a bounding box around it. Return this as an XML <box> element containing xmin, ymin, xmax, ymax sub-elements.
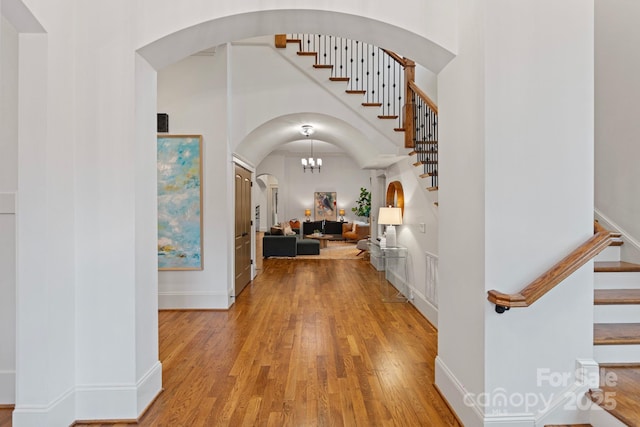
<box><xmin>435</xmin><ymin>357</ymin><xmax>598</xmax><ymax>427</ymax></box>
<box><xmin>137</xmin><ymin>361</ymin><xmax>162</xmax><ymax>415</ymax></box>
<box><xmin>158</xmin><ymin>290</ymin><xmax>230</xmax><ymax>309</ymax></box>
<box><xmin>75</xmin><ymin>361</ymin><xmax>162</xmax><ymax>421</ymax></box>
<box><xmin>12</xmin><ymin>386</ymin><xmax>75</xmax><ymax>427</ymax></box>
<box><xmin>595</xmin><ymin>209</ymin><xmax>640</xmax><ymax>264</ymax></box>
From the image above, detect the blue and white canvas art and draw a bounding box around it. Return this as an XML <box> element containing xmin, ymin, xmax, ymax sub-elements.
<box><xmin>157</xmin><ymin>135</ymin><xmax>203</xmax><ymax>270</ymax></box>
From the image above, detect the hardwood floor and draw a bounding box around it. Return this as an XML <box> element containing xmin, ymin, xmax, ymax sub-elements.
<box><xmin>0</xmin><ymin>258</ymin><xmax>460</xmax><ymax>426</ymax></box>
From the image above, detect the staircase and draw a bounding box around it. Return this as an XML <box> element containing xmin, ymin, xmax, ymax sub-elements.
<box><xmin>586</xmin><ymin>230</ymin><xmax>640</xmax><ymax>426</ymax></box>
<box><xmin>276</xmin><ymin>34</ymin><xmax>439</xmax><ymax>195</ymax></box>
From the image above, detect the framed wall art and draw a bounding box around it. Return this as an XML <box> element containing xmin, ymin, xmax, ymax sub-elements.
<box><xmin>314</xmin><ymin>191</ymin><xmax>337</xmax><ymax>221</ymax></box>
<box><xmin>157</xmin><ymin>135</ymin><xmax>203</xmax><ymax>270</ymax></box>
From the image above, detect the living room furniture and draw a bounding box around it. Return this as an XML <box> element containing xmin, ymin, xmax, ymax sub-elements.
<box><xmin>262</xmin><ymin>232</ymin><xmax>320</xmax><ymax>258</ymax></box>
<box><xmin>356</xmin><ymin>239</ymin><xmax>369</xmax><ymax>256</ymax></box>
<box><xmin>305</xmin><ymin>234</ymin><xmax>332</xmax><ymax>249</ymax></box>
<box><xmin>297</xmin><ymin>239</ymin><xmax>322</xmax><ymax>254</ymax></box>
<box><xmin>342</xmin><ymin>222</ymin><xmax>370</xmax><ymax>242</ymax></box>
<box><xmin>368</xmin><ymin>241</ymin><xmax>409</xmax><ymax>302</ymax></box>
<box><xmin>302</xmin><ymin>220</ymin><xmax>345</xmax><ymax>239</ymax></box>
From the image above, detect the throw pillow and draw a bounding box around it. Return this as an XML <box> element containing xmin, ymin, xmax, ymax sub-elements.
<box><xmin>352</xmin><ymin>223</ymin><xmax>357</xmax><ymax>233</ymax></box>
<box><xmin>270</xmin><ymin>225</ymin><xmax>284</xmax><ymax>235</ymax></box>
<box><xmin>289</xmin><ymin>219</ymin><xmax>301</xmax><ymax>229</ymax></box>
<box><xmin>284</xmin><ymin>224</ymin><xmax>295</xmax><ymax>235</ymax></box>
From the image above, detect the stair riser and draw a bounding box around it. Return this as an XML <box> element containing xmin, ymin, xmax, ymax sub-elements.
<box><xmin>594</xmin><ymin>272</ymin><xmax>640</xmax><ymax>290</ymax></box>
<box><xmin>594</xmin><ymin>246</ymin><xmax>621</xmax><ymax>263</ymax></box>
<box><xmin>594</xmin><ymin>344</ymin><xmax>640</xmax><ymax>364</ymax></box>
<box><xmin>594</xmin><ymin>305</ymin><xmax>640</xmax><ymax>323</ymax></box>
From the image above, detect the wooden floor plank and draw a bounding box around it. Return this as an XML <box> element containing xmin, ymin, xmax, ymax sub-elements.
<box><xmin>0</xmin><ymin>258</ymin><xmax>453</xmax><ymax>427</ymax></box>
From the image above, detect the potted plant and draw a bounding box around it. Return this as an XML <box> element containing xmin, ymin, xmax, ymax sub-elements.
<box><xmin>351</xmin><ymin>187</ymin><xmax>371</xmax><ymax>220</ymax></box>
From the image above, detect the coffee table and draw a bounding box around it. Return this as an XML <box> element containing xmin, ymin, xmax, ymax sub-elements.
<box><xmin>305</xmin><ymin>234</ymin><xmax>332</xmax><ymax>249</ymax></box>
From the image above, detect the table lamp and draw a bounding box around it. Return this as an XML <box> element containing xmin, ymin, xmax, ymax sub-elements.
<box><xmin>338</xmin><ymin>209</ymin><xmax>345</xmax><ymax>221</ymax></box>
<box><xmin>378</xmin><ymin>206</ymin><xmax>402</xmax><ymax>247</ymax></box>
<box><xmin>304</xmin><ymin>209</ymin><xmax>311</xmax><ymax>222</ymax></box>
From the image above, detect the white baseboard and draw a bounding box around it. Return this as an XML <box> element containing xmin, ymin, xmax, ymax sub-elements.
<box><xmin>595</xmin><ymin>209</ymin><xmax>640</xmax><ymax>264</ymax></box>
<box><xmin>158</xmin><ymin>291</ymin><xmax>230</xmax><ymax>309</ymax></box>
<box><xmin>75</xmin><ymin>383</ymin><xmax>137</xmax><ymax>420</ymax></box>
<box><xmin>435</xmin><ymin>356</ymin><xmax>484</xmax><ymax>427</ymax></box>
<box><xmin>535</xmin><ymin>359</ymin><xmax>597</xmax><ymax>426</ymax></box>
<box><xmin>12</xmin><ymin>386</ymin><xmax>75</xmax><ymax>427</ymax></box>
<box><xmin>13</xmin><ymin>363</ymin><xmax>162</xmax><ymax>425</ymax></box>
<box><xmin>410</xmin><ymin>291</ymin><xmax>438</xmax><ymax>328</ymax></box>
<box><xmin>435</xmin><ymin>357</ymin><xmax>598</xmax><ymax>427</ymax></box>
<box><xmin>136</xmin><ymin>361</ymin><xmax>162</xmax><ymax>415</ymax></box>
<box><xmin>0</xmin><ymin>370</ymin><xmax>15</xmax><ymax>404</ymax></box>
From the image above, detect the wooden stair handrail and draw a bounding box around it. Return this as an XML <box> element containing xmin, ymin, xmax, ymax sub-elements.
<box><xmin>408</xmin><ymin>81</ymin><xmax>438</xmax><ymax>114</ymax></box>
<box><xmin>381</xmin><ymin>48</ymin><xmax>409</xmax><ymax>68</ymax></box>
<box><xmin>487</xmin><ymin>229</ymin><xmax>618</xmax><ymax>313</ymax></box>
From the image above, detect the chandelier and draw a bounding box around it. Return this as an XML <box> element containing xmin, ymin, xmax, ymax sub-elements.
<box><xmin>300</xmin><ymin>125</ymin><xmax>322</xmax><ymax>173</ymax></box>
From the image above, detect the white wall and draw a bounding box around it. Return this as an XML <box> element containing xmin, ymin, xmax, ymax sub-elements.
<box><xmin>157</xmin><ymin>50</ymin><xmax>232</xmax><ymax>309</ymax></box>
<box><xmin>383</xmin><ymin>159</ymin><xmax>439</xmax><ymax>325</ymax></box>
<box><xmin>595</xmin><ymin>0</ymin><xmax>640</xmax><ymax>247</ymax></box>
<box><xmin>437</xmin><ymin>1</ymin><xmax>595</xmax><ymax>425</ymax></box>
<box><xmin>7</xmin><ymin>0</ymin><xmax>605</xmax><ymax>424</ymax></box>
<box><xmin>257</xmin><ymin>153</ymin><xmax>370</xmax><ymax>224</ymax></box>
<box><xmin>0</xmin><ymin>14</ymin><xmax>18</xmax><ymax>405</ymax></box>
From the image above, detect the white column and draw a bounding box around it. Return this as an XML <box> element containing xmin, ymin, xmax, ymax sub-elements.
<box><xmin>438</xmin><ymin>0</ymin><xmax>595</xmax><ymax>425</ymax></box>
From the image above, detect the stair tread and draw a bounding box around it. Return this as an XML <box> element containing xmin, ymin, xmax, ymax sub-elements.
<box><xmin>595</xmin><ymin>261</ymin><xmax>640</xmax><ymax>272</ymax></box>
<box><xmin>587</xmin><ymin>365</ymin><xmax>640</xmax><ymax>427</ymax></box>
<box><xmin>362</xmin><ymin>102</ymin><xmax>382</xmax><ymax>107</ymax></box>
<box><xmin>594</xmin><ymin>323</ymin><xmax>640</xmax><ymax>345</ymax></box>
<box><xmin>413</xmin><ymin>160</ymin><xmax>437</xmax><ymax>166</ymax></box>
<box><xmin>313</xmin><ymin>64</ymin><xmax>333</xmax><ymax>69</ymax></box>
<box><xmin>545</xmin><ymin>425</ymin><xmax>592</xmax><ymax>427</ymax></box>
<box><xmin>346</xmin><ymin>90</ymin><xmax>366</xmax><ymax>95</ymax></box>
<box><xmin>329</xmin><ymin>77</ymin><xmax>350</xmax><ymax>82</ymax></box>
<box><xmin>595</xmin><ymin>289</ymin><xmax>640</xmax><ymax>305</ymax></box>
<box><xmin>394</xmin><ymin>128</ymin><xmax>405</xmax><ymax>132</ymax></box>
<box><xmin>378</xmin><ymin>115</ymin><xmax>398</xmax><ymax>119</ymax></box>
<box><xmin>427</xmin><ymin>186</ymin><xmax>438</xmax><ymax>192</ymax></box>
<box><xmin>415</xmin><ymin>140</ymin><xmax>438</xmax><ymax>144</ymax></box>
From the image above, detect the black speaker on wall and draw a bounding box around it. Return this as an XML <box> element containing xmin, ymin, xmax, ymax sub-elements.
<box><xmin>157</xmin><ymin>113</ymin><xmax>169</xmax><ymax>133</ymax></box>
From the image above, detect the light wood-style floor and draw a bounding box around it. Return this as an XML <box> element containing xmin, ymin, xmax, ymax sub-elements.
<box><xmin>1</xmin><ymin>258</ymin><xmax>460</xmax><ymax>427</ymax></box>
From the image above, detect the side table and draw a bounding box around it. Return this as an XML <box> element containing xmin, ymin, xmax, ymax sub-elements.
<box><xmin>368</xmin><ymin>242</ymin><xmax>409</xmax><ymax>302</ymax></box>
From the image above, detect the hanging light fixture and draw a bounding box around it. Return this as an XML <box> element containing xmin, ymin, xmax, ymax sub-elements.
<box><xmin>300</xmin><ymin>125</ymin><xmax>322</xmax><ymax>173</ymax></box>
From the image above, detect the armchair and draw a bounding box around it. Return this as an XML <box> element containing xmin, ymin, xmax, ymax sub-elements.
<box><xmin>342</xmin><ymin>223</ymin><xmax>370</xmax><ymax>242</ymax></box>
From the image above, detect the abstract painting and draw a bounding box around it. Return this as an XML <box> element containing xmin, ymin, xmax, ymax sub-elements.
<box><xmin>314</xmin><ymin>192</ymin><xmax>337</xmax><ymax>221</ymax></box>
<box><xmin>157</xmin><ymin>135</ymin><xmax>203</xmax><ymax>270</ymax></box>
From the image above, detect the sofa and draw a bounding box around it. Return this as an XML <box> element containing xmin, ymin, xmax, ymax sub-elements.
<box><xmin>301</xmin><ymin>220</ymin><xmax>345</xmax><ymax>238</ymax></box>
<box><xmin>342</xmin><ymin>222</ymin><xmax>370</xmax><ymax>241</ymax></box>
<box><xmin>262</xmin><ymin>232</ymin><xmax>320</xmax><ymax>258</ymax></box>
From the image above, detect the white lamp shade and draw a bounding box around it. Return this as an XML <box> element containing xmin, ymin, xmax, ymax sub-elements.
<box><xmin>377</xmin><ymin>207</ymin><xmax>402</xmax><ymax>225</ymax></box>
<box><xmin>317</xmin><ymin>158</ymin><xmax>322</xmax><ymax>166</ymax></box>
<box><xmin>301</xmin><ymin>158</ymin><xmax>307</xmax><ymax>166</ymax></box>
